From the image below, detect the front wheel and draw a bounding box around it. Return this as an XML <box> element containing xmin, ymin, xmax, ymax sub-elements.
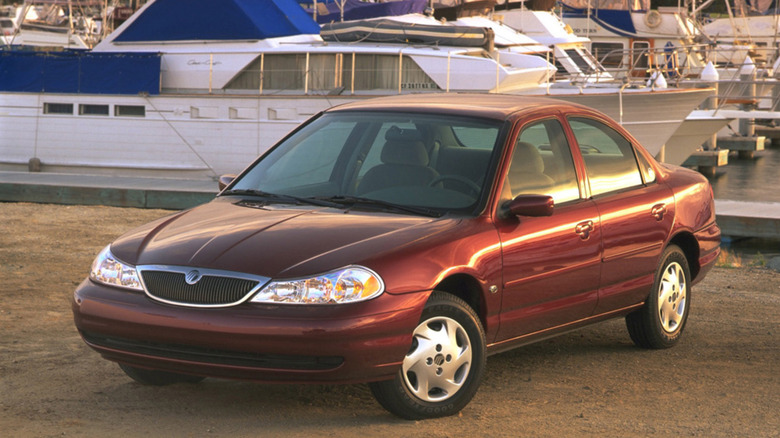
<box><xmin>119</xmin><ymin>363</ymin><xmax>205</xmax><ymax>386</ymax></box>
<box><xmin>369</xmin><ymin>292</ymin><xmax>486</xmax><ymax>420</ymax></box>
<box><xmin>626</xmin><ymin>245</ymin><xmax>691</xmax><ymax>349</ymax></box>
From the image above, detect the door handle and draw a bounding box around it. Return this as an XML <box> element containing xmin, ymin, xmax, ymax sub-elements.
<box><xmin>575</xmin><ymin>220</ymin><xmax>594</xmax><ymax>240</ymax></box>
<box><xmin>651</xmin><ymin>204</ymin><xmax>667</xmax><ymax>221</ymax></box>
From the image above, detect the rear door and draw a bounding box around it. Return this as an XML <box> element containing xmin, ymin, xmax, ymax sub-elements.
<box><xmin>567</xmin><ymin>116</ymin><xmax>674</xmax><ymax>313</ymax></box>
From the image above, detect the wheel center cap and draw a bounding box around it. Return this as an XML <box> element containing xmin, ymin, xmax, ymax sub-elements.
<box><xmin>433</xmin><ymin>353</ymin><xmax>445</xmax><ymax>366</ymax></box>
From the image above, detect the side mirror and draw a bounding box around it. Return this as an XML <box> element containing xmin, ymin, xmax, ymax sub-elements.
<box><xmin>506</xmin><ymin>195</ymin><xmax>554</xmax><ymax>217</ymax></box>
<box><xmin>218</xmin><ymin>174</ymin><xmax>236</xmax><ymax>191</ymax></box>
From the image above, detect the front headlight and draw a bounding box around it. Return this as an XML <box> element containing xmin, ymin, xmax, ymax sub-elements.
<box><xmin>89</xmin><ymin>245</ymin><xmax>143</xmax><ymax>291</ymax></box>
<box><xmin>251</xmin><ymin>266</ymin><xmax>384</xmax><ymax>304</ymax></box>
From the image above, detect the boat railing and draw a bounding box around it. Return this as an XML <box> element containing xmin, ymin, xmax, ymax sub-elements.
<box><xmin>586</xmin><ymin>43</ymin><xmax>780</xmax><ymax>116</ymax></box>
<box><xmin>593</xmin><ymin>43</ymin><xmax>710</xmax><ymax>81</ymax></box>
<box><xmin>703</xmin><ymin>58</ymin><xmax>780</xmax><ymax>116</ymax></box>
<box><xmin>595</xmin><ymin>42</ymin><xmax>779</xmax><ymax>82</ymax></box>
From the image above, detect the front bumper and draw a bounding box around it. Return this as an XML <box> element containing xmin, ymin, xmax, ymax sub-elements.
<box><xmin>72</xmin><ymin>279</ymin><xmax>428</xmax><ymax>384</ymax></box>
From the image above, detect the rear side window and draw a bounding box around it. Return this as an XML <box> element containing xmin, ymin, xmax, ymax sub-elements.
<box><xmin>568</xmin><ymin>117</ymin><xmax>643</xmax><ymax>196</ymax></box>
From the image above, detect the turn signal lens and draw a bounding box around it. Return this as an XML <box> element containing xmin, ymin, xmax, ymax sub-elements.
<box><xmin>252</xmin><ymin>266</ymin><xmax>384</xmax><ymax>304</ymax></box>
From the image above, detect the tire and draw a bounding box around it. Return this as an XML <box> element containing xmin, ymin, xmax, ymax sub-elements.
<box><xmin>119</xmin><ymin>363</ymin><xmax>205</xmax><ymax>386</ymax></box>
<box><xmin>369</xmin><ymin>292</ymin><xmax>486</xmax><ymax>420</ymax></box>
<box><xmin>626</xmin><ymin>245</ymin><xmax>691</xmax><ymax>349</ymax></box>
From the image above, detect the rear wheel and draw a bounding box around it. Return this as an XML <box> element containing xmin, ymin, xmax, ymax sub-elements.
<box><xmin>626</xmin><ymin>245</ymin><xmax>691</xmax><ymax>349</ymax></box>
<box><xmin>119</xmin><ymin>364</ymin><xmax>205</xmax><ymax>386</ymax></box>
<box><xmin>369</xmin><ymin>292</ymin><xmax>486</xmax><ymax>420</ymax></box>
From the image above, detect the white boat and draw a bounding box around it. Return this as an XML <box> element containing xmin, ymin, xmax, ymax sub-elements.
<box><xmin>0</xmin><ymin>0</ymin><xmax>106</xmax><ymax>49</ymax></box>
<box><xmin>0</xmin><ymin>0</ymin><xmax>560</xmax><ymax>180</ymax></box>
<box><xmin>458</xmin><ymin>4</ymin><xmax>717</xmax><ymax>158</ymax></box>
<box><xmin>493</xmin><ymin>3</ymin><xmax>615</xmax><ymax>83</ymax></box>
<box><xmin>0</xmin><ymin>0</ymin><xmax>713</xmax><ymax>181</ymax></box>
<box><xmin>373</xmin><ymin>7</ymin><xmax>715</xmax><ymax>157</ymax></box>
<box><xmin>703</xmin><ymin>0</ymin><xmax>780</xmax><ymax>66</ymax></box>
<box><xmin>557</xmin><ymin>0</ymin><xmax>760</xmax><ymax>76</ymax></box>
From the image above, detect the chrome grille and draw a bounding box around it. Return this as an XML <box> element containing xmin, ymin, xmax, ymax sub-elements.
<box><xmin>138</xmin><ymin>266</ymin><xmax>269</xmax><ymax>308</ymax></box>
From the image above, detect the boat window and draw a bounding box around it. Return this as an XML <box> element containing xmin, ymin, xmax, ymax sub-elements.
<box><xmin>568</xmin><ymin>117</ymin><xmax>643</xmax><ymax>196</ymax></box>
<box><xmin>631</xmin><ymin>41</ymin><xmax>650</xmax><ymax>70</ymax></box>
<box><xmin>115</xmin><ymin>105</ymin><xmax>145</xmax><ymax>117</ymax></box>
<box><xmin>225</xmin><ymin>53</ymin><xmax>339</xmax><ymax>92</ymax></box>
<box><xmin>591</xmin><ymin>43</ymin><xmax>624</xmax><ymax>68</ymax></box>
<box><xmin>43</xmin><ymin>103</ymin><xmax>74</xmax><ymax>115</ymax></box>
<box><xmin>79</xmin><ymin>104</ymin><xmax>109</xmax><ymax>116</ymax></box>
<box><xmin>225</xmin><ymin>53</ymin><xmax>438</xmax><ymax>94</ymax></box>
<box><xmin>343</xmin><ymin>54</ymin><xmax>439</xmax><ymax>92</ymax></box>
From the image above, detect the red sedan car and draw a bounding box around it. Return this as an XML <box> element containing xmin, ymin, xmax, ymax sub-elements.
<box><xmin>73</xmin><ymin>94</ymin><xmax>720</xmax><ymax>420</ymax></box>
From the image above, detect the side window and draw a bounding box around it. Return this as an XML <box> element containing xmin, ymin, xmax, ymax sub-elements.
<box><xmin>505</xmin><ymin>119</ymin><xmax>580</xmax><ymax>204</ymax></box>
<box><xmin>568</xmin><ymin>117</ymin><xmax>644</xmax><ymax>196</ymax></box>
<box><xmin>591</xmin><ymin>42</ymin><xmax>624</xmax><ymax>68</ymax></box>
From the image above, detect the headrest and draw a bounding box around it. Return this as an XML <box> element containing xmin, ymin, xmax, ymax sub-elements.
<box><xmin>381</xmin><ymin>140</ymin><xmax>429</xmax><ymax>166</ymax></box>
<box><xmin>511</xmin><ymin>141</ymin><xmax>544</xmax><ymax>174</ymax></box>
<box><xmin>385</xmin><ymin>125</ymin><xmax>421</xmax><ymax>142</ymax></box>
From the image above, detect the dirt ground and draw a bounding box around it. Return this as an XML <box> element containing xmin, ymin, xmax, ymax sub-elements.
<box><xmin>1</xmin><ymin>202</ymin><xmax>778</xmax><ymax>437</ymax></box>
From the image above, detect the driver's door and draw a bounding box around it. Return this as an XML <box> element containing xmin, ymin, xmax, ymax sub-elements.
<box><xmin>495</xmin><ymin>117</ymin><xmax>602</xmax><ymax>341</ymax></box>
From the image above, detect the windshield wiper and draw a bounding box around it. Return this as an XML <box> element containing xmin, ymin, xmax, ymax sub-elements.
<box><xmin>221</xmin><ymin>189</ymin><xmax>342</xmax><ymax>208</ymax></box>
<box><xmin>315</xmin><ymin>195</ymin><xmax>442</xmax><ymax>218</ymax></box>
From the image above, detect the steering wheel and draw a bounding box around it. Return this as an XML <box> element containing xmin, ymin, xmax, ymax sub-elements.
<box><xmin>429</xmin><ymin>175</ymin><xmax>481</xmax><ymax>196</ymax></box>
<box><xmin>579</xmin><ymin>144</ymin><xmax>601</xmax><ymax>154</ymax></box>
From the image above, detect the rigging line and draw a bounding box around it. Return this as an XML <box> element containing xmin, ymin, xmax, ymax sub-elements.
<box><xmin>142</xmin><ymin>95</ymin><xmax>218</xmax><ymax>177</ymax></box>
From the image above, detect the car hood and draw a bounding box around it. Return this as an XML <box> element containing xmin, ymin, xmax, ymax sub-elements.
<box><xmin>110</xmin><ymin>197</ymin><xmax>447</xmax><ymax>279</ymax></box>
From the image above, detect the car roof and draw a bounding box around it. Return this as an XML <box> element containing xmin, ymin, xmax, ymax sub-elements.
<box><xmin>326</xmin><ymin>93</ymin><xmax>594</xmax><ymax>121</ymax></box>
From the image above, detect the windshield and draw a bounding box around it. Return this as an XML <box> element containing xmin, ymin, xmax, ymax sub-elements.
<box><xmin>226</xmin><ymin>111</ymin><xmax>504</xmax><ymax>216</ymax></box>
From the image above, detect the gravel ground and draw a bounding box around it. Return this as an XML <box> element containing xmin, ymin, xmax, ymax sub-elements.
<box><xmin>1</xmin><ymin>202</ymin><xmax>778</xmax><ymax>437</ymax></box>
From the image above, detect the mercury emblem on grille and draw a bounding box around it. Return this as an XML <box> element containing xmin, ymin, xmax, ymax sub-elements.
<box><xmin>185</xmin><ymin>270</ymin><xmax>202</xmax><ymax>285</ymax></box>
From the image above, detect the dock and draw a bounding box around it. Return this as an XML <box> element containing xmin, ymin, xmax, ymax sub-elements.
<box><xmin>1</xmin><ymin>172</ymin><xmax>778</xmax><ymax>240</ymax></box>
<box><xmin>0</xmin><ymin>171</ymin><xmax>217</xmax><ymax>210</ymax></box>
<box><xmin>754</xmin><ymin>126</ymin><xmax>780</xmax><ymax>142</ymax></box>
<box><xmin>715</xmin><ymin>200</ymin><xmax>780</xmax><ymax>239</ymax></box>
<box><xmin>716</xmin><ymin>135</ymin><xmax>766</xmax><ymax>159</ymax></box>
<box><xmin>682</xmin><ymin>149</ymin><xmax>729</xmax><ymax>177</ymax></box>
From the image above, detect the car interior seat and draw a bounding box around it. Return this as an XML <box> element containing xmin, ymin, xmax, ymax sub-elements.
<box><xmin>357</xmin><ymin>128</ymin><xmax>438</xmax><ymax>195</ymax></box>
<box><xmin>507</xmin><ymin>141</ymin><xmax>555</xmax><ymax>196</ymax></box>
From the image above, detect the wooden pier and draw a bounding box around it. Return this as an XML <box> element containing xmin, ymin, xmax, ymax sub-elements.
<box><xmin>715</xmin><ymin>200</ymin><xmax>780</xmax><ymax>239</ymax></box>
<box><xmin>1</xmin><ymin>172</ymin><xmax>778</xmax><ymax>240</ymax></box>
<box><xmin>755</xmin><ymin>126</ymin><xmax>780</xmax><ymax>143</ymax></box>
<box><xmin>682</xmin><ymin>149</ymin><xmax>729</xmax><ymax>177</ymax></box>
<box><xmin>716</xmin><ymin>135</ymin><xmax>765</xmax><ymax>159</ymax></box>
